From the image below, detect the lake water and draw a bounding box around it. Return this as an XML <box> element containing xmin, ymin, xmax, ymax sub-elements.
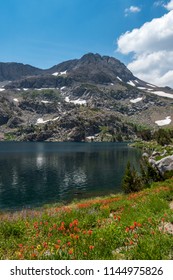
<box><xmin>0</xmin><ymin>142</ymin><xmax>141</xmax><ymax>211</ymax></box>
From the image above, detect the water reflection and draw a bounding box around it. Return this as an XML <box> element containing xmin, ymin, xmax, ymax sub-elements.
<box><xmin>0</xmin><ymin>142</ymin><xmax>141</xmax><ymax>210</ymax></box>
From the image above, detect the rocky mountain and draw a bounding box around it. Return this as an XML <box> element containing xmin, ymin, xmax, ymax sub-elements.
<box><xmin>0</xmin><ymin>62</ymin><xmax>43</xmax><ymax>82</ymax></box>
<box><xmin>0</xmin><ymin>53</ymin><xmax>173</xmax><ymax>142</ymax></box>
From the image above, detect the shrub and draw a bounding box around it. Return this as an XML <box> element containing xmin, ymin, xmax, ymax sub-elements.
<box><xmin>122</xmin><ymin>161</ymin><xmax>143</xmax><ymax>194</ymax></box>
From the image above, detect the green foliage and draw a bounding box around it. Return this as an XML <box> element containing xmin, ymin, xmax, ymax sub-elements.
<box><xmin>122</xmin><ymin>162</ymin><xmax>143</xmax><ymax>194</ymax></box>
<box><xmin>140</xmin><ymin>158</ymin><xmax>163</xmax><ymax>186</ymax></box>
<box><xmin>153</xmin><ymin>129</ymin><xmax>172</xmax><ymax>146</ymax></box>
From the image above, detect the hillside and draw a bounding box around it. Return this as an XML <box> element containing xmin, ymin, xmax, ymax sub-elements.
<box><xmin>0</xmin><ymin>179</ymin><xmax>172</xmax><ymax>259</ymax></box>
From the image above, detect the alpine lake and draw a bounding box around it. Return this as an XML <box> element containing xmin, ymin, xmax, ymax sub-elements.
<box><xmin>0</xmin><ymin>142</ymin><xmax>141</xmax><ymax>211</ymax></box>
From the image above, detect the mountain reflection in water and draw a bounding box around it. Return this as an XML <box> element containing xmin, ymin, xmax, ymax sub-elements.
<box><xmin>0</xmin><ymin>142</ymin><xmax>141</xmax><ymax>210</ymax></box>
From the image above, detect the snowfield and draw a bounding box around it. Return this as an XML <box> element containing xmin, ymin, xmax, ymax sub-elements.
<box><xmin>155</xmin><ymin>116</ymin><xmax>172</xmax><ymax>126</ymax></box>
<box><xmin>151</xmin><ymin>91</ymin><xmax>173</xmax><ymax>99</ymax></box>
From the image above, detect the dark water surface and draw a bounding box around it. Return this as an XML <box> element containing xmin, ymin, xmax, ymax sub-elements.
<box><xmin>0</xmin><ymin>142</ymin><xmax>141</xmax><ymax>211</ymax></box>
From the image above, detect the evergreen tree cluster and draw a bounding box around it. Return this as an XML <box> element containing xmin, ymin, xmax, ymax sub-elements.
<box><xmin>122</xmin><ymin>158</ymin><xmax>163</xmax><ymax>194</ymax></box>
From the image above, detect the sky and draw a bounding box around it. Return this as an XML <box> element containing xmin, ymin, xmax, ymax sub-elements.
<box><xmin>0</xmin><ymin>0</ymin><xmax>173</xmax><ymax>87</ymax></box>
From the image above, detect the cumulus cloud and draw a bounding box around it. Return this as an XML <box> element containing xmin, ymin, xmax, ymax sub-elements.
<box><xmin>164</xmin><ymin>0</ymin><xmax>173</xmax><ymax>10</ymax></box>
<box><xmin>117</xmin><ymin>10</ymin><xmax>173</xmax><ymax>87</ymax></box>
<box><xmin>124</xmin><ymin>6</ymin><xmax>141</xmax><ymax>16</ymax></box>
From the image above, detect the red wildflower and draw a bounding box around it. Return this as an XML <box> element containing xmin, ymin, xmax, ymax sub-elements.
<box><xmin>57</xmin><ymin>240</ymin><xmax>61</xmax><ymax>244</ymax></box>
<box><xmin>133</xmin><ymin>221</ymin><xmax>138</xmax><ymax>227</ymax></box>
<box><xmin>68</xmin><ymin>249</ymin><xmax>73</xmax><ymax>255</ymax></box>
<box><xmin>130</xmin><ymin>225</ymin><xmax>135</xmax><ymax>230</ymax></box>
<box><xmin>89</xmin><ymin>245</ymin><xmax>94</xmax><ymax>250</ymax></box>
<box><xmin>88</xmin><ymin>230</ymin><xmax>93</xmax><ymax>235</ymax></box>
<box><xmin>67</xmin><ymin>242</ymin><xmax>71</xmax><ymax>246</ymax></box>
<box><xmin>125</xmin><ymin>227</ymin><xmax>130</xmax><ymax>233</ymax></box>
<box><xmin>18</xmin><ymin>244</ymin><xmax>23</xmax><ymax>248</ymax></box>
<box><xmin>43</xmin><ymin>242</ymin><xmax>48</xmax><ymax>248</ymax></box>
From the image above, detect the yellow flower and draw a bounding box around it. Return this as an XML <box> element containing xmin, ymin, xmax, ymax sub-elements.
<box><xmin>37</xmin><ymin>244</ymin><xmax>41</xmax><ymax>250</ymax></box>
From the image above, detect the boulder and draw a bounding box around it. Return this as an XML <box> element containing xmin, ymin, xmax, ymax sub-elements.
<box><xmin>154</xmin><ymin>155</ymin><xmax>173</xmax><ymax>174</ymax></box>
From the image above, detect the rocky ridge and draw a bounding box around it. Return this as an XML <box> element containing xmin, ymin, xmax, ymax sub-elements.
<box><xmin>0</xmin><ymin>53</ymin><xmax>173</xmax><ymax>142</ymax></box>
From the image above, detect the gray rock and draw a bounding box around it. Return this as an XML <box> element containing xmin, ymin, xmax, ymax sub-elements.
<box><xmin>155</xmin><ymin>155</ymin><xmax>173</xmax><ymax>174</ymax></box>
<box><xmin>142</xmin><ymin>152</ymin><xmax>149</xmax><ymax>158</ymax></box>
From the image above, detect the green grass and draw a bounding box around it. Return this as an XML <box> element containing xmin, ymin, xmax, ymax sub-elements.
<box><xmin>0</xmin><ymin>180</ymin><xmax>172</xmax><ymax>260</ymax></box>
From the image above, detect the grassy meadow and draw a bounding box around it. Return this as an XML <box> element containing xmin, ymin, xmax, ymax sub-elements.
<box><xmin>0</xmin><ymin>178</ymin><xmax>172</xmax><ymax>260</ymax></box>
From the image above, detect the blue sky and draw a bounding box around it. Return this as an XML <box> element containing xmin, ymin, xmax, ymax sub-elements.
<box><xmin>0</xmin><ymin>0</ymin><xmax>173</xmax><ymax>86</ymax></box>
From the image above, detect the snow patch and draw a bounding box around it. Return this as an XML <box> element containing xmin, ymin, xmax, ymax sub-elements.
<box><xmin>138</xmin><ymin>87</ymin><xmax>147</xmax><ymax>90</ymax></box>
<box><xmin>60</xmin><ymin>86</ymin><xmax>66</xmax><ymax>90</ymax></box>
<box><xmin>52</xmin><ymin>72</ymin><xmax>59</xmax><ymax>76</ymax></box>
<box><xmin>151</xmin><ymin>91</ymin><xmax>173</xmax><ymax>99</ymax></box>
<box><xmin>60</xmin><ymin>70</ymin><xmax>67</xmax><ymax>75</ymax></box>
<box><xmin>147</xmin><ymin>83</ymin><xmax>156</xmax><ymax>88</ymax></box>
<box><xmin>36</xmin><ymin>116</ymin><xmax>59</xmax><ymax>124</ymax></box>
<box><xmin>0</xmin><ymin>88</ymin><xmax>5</xmax><ymax>92</ymax></box>
<box><xmin>13</xmin><ymin>98</ymin><xmax>19</xmax><ymax>102</ymax></box>
<box><xmin>110</xmin><ymin>83</ymin><xmax>114</xmax><ymax>86</ymax></box>
<box><xmin>130</xmin><ymin>97</ymin><xmax>143</xmax><ymax>103</ymax></box>
<box><xmin>23</xmin><ymin>88</ymin><xmax>28</xmax><ymax>91</ymax></box>
<box><xmin>155</xmin><ymin>116</ymin><xmax>171</xmax><ymax>126</ymax></box>
<box><xmin>41</xmin><ymin>100</ymin><xmax>52</xmax><ymax>104</ymax></box>
<box><xmin>135</xmin><ymin>80</ymin><xmax>139</xmax><ymax>83</ymax></box>
<box><xmin>65</xmin><ymin>97</ymin><xmax>86</xmax><ymax>105</ymax></box>
<box><xmin>127</xmin><ymin>81</ymin><xmax>136</xmax><ymax>87</ymax></box>
<box><xmin>52</xmin><ymin>70</ymin><xmax>67</xmax><ymax>76</ymax></box>
<box><xmin>117</xmin><ymin>76</ymin><xmax>122</xmax><ymax>82</ymax></box>
<box><xmin>137</xmin><ymin>87</ymin><xmax>147</xmax><ymax>90</ymax></box>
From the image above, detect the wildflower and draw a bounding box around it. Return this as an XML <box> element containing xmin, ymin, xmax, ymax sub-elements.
<box><xmin>137</xmin><ymin>223</ymin><xmax>142</xmax><ymax>227</ymax></box>
<box><xmin>129</xmin><ymin>240</ymin><xmax>133</xmax><ymax>245</ymax></box>
<box><xmin>83</xmin><ymin>230</ymin><xmax>86</xmax><ymax>234</ymax></box>
<box><xmin>37</xmin><ymin>244</ymin><xmax>41</xmax><ymax>250</ymax></box>
<box><xmin>130</xmin><ymin>225</ymin><xmax>135</xmax><ymax>230</ymax></box>
<box><xmin>133</xmin><ymin>234</ymin><xmax>138</xmax><ymax>239</ymax></box>
<box><xmin>73</xmin><ymin>219</ymin><xmax>78</xmax><ymax>226</ymax></box>
<box><xmin>75</xmin><ymin>235</ymin><xmax>79</xmax><ymax>240</ymax></box>
<box><xmin>67</xmin><ymin>242</ymin><xmax>71</xmax><ymax>246</ymax></box>
<box><xmin>161</xmin><ymin>218</ymin><xmax>165</xmax><ymax>222</ymax></box>
<box><xmin>133</xmin><ymin>221</ymin><xmax>138</xmax><ymax>227</ymax></box>
<box><xmin>117</xmin><ymin>216</ymin><xmax>121</xmax><ymax>221</ymax></box>
<box><xmin>43</xmin><ymin>242</ymin><xmax>48</xmax><ymax>248</ymax></box>
<box><xmin>54</xmin><ymin>244</ymin><xmax>60</xmax><ymax>250</ymax></box>
<box><xmin>68</xmin><ymin>249</ymin><xmax>73</xmax><ymax>255</ymax></box>
<box><xmin>88</xmin><ymin>230</ymin><xmax>93</xmax><ymax>235</ymax></box>
<box><xmin>125</xmin><ymin>227</ymin><xmax>129</xmax><ymax>233</ymax></box>
<box><xmin>89</xmin><ymin>245</ymin><xmax>94</xmax><ymax>250</ymax></box>
<box><xmin>57</xmin><ymin>240</ymin><xmax>61</xmax><ymax>244</ymax></box>
<box><xmin>18</xmin><ymin>244</ymin><xmax>23</xmax><ymax>248</ymax></box>
<box><xmin>83</xmin><ymin>252</ymin><xmax>87</xmax><ymax>256</ymax></box>
<box><xmin>31</xmin><ymin>253</ymin><xmax>37</xmax><ymax>258</ymax></box>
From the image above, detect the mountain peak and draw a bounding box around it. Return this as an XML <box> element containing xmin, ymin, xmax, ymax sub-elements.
<box><xmin>80</xmin><ymin>53</ymin><xmax>102</xmax><ymax>62</ymax></box>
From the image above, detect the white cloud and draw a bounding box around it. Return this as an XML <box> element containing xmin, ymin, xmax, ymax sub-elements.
<box><xmin>117</xmin><ymin>10</ymin><xmax>173</xmax><ymax>88</ymax></box>
<box><xmin>164</xmin><ymin>0</ymin><xmax>173</xmax><ymax>10</ymax></box>
<box><xmin>124</xmin><ymin>6</ymin><xmax>141</xmax><ymax>16</ymax></box>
